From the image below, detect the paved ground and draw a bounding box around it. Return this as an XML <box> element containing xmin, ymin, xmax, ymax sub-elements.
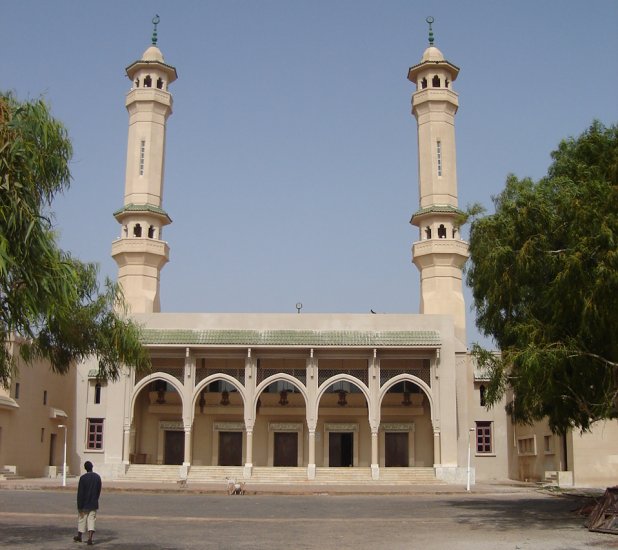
<box><xmin>0</xmin><ymin>480</ymin><xmax>614</xmax><ymax>549</ymax></box>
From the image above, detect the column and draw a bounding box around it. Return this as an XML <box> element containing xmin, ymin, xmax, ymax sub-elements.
<box><xmin>183</xmin><ymin>426</ymin><xmax>192</xmax><ymax>466</ymax></box>
<box><xmin>307</xmin><ymin>429</ymin><xmax>316</xmax><ymax>480</ymax></box>
<box><xmin>122</xmin><ymin>425</ymin><xmax>131</xmax><ymax>465</ymax></box>
<box><xmin>371</xmin><ymin>430</ymin><xmax>379</xmax><ymax>480</ymax></box>
<box><xmin>433</xmin><ymin>430</ymin><xmax>441</xmax><ymax>467</ymax></box>
<box><xmin>244</xmin><ymin>429</ymin><xmax>254</xmax><ymax>479</ymax></box>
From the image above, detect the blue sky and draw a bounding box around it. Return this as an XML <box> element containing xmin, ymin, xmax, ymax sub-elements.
<box><xmin>2</xmin><ymin>1</ymin><xmax>617</xmax><ymax>347</ymax></box>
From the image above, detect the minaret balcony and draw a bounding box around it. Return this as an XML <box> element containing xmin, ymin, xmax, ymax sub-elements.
<box><xmin>112</xmin><ymin>237</ymin><xmax>170</xmax><ymax>267</ymax></box>
<box><xmin>412</xmin><ymin>239</ymin><xmax>469</xmax><ymax>269</ymax></box>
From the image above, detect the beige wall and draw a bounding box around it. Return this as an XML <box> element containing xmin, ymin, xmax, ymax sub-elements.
<box><xmin>570</xmin><ymin>420</ymin><xmax>618</xmax><ymax>487</ymax></box>
<box><xmin>0</xmin><ymin>343</ymin><xmax>76</xmax><ymax>478</ymax></box>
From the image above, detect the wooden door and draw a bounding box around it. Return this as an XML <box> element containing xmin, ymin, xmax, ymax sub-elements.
<box><xmin>164</xmin><ymin>430</ymin><xmax>184</xmax><ymax>465</ymax></box>
<box><xmin>274</xmin><ymin>432</ymin><xmax>298</xmax><ymax>466</ymax></box>
<box><xmin>219</xmin><ymin>432</ymin><xmax>243</xmax><ymax>466</ymax></box>
<box><xmin>329</xmin><ymin>432</ymin><xmax>353</xmax><ymax>467</ymax></box>
<box><xmin>385</xmin><ymin>432</ymin><xmax>409</xmax><ymax>467</ymax></box>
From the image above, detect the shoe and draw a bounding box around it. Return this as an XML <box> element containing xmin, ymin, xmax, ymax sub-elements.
<box><xmin>73</xmin><ymin>535</ymin><xmax>82</xmax><ymax>542</ymax></box>
<box><xmin>86</xmin><ymin>541</ymin><xmax>93</xmax><ymax>546</ymax></box>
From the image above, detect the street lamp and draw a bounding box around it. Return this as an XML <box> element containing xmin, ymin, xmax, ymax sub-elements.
<box><xmin>466</xmin><ymin>427</ymin><xmax>475</xmax><ymax>492</ymax></box>
<box><xmin>57</xmin><ymin>424</ymin><xmax>67</xmax><ymax>487</ymax></box>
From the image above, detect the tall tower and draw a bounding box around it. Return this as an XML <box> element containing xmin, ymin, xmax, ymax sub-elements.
<box><xmin>408</xmin><ymin>18</ymin><xmax>468</xmax><ymax>343</ymax></box>
<box><xmin>112</xmin><ymin>17</ymin><xmax>177</xmax><ymax>313</ymax></box>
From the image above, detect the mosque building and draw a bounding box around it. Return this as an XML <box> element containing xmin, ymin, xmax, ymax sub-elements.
<box><xmin>1</xmin><ymin>19</ymin><xmax>616</xmax><ymax>488</ymax></box>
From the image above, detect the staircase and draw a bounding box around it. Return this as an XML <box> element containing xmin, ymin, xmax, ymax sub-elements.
<box><xmin>123</xmin><ymin>465</ymin><xmax>442</xmax><ymax>485</ymax></box>
<box><xmin>123</xmin><ymin>464</ymin><xmax>181</xmax><ymax>482</ymax></box>
<box><xmin>0</xmin><ymin>467</ymin><xmax>23</xmax><ymax>481</ymax></box>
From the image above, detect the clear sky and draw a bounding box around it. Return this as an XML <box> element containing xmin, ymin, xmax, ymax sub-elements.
<box><xmin>2</xmin><ymin>1</ymin><xmax>617</xmax><ymax>347</ymax></box>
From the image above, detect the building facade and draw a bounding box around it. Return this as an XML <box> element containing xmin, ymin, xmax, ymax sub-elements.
<box><xmin>2</xmin><ymin>22</ymin><xmax>616</xmax><ymax>487</ymax></box>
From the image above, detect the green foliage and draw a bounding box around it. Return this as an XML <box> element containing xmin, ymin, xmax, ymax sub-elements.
<box><xmin>467</xmin><ymin>121</ymin><xmax>618</xmax><ymax>433</ymax></box>
<box><xmin>0</xmin><ymin>92</ymin><xmax>150</xmax><ymax>386</ymax></box>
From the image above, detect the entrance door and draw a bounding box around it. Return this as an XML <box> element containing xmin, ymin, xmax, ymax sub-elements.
<box><xmin>385</xmin><ymin>432</ymin><xmax>409</xmax><ymax>467</ymax></box>
<box><xmin>219</xmin><ymin>432</ymin><xmax>243</xmax><ymax>466</ymax></box>
<box><xmin>164</xmin><ymin>430</ymin><xmax>184</xmax><ymax>465</ymax></box>
<box><xmin>329</xmin><ymin>432</ymin><xmax>353</xmax><ymax>467</ymax></box>
<box><xmin>274</xmin><ymin>432</ymin><xmax>298</xmax><ymax>466</ymax></box>
<box><xmin>49</xmin><ymin>433</ymin><xmax>57</xmax><ymax>466</ymax></box>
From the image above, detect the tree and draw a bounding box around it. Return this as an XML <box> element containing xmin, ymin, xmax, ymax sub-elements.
<box><xmin>466</xmin><ymin>121</ymin><xmax>618</xmax><ymax>433</ymax></box>
<box><xmin>0</xmin><ymin>92</ymin><xmax>150</xmax><ymax>386</ymax></box>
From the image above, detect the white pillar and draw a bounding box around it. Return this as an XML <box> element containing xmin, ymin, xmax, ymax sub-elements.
<box><xmin>433</xmin><ymin>430</ymin><xmax>441</xmax><ymax>467</ymax></box>
<box><xmin>371</xmin><ymin>430</ymin><xmax>379</xmax><ymax>480</ymax></box>
<box><xmin>244</xmin><ymin>429</ymin><xmax>253</xmax><ymax>479</ymax></box>
<box><xmin>307</xmin><ymin>429</ymin><xmax>316</xmax><ymax>480</ymax></box>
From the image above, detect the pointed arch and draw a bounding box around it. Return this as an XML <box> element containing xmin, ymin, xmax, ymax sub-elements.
<box><xmin>192</xmin><ymin>374</ymin><xmax>247</xmax><ymax>410</ymax></box>
<box><xmin>130</xmin><ymin>372</ymin><xmax>185</xmax><ymax>415</ymax></box>
<box><xmin>317</xmin><ymin>374</ymin><xmax>370</xmax><ymax>405</ymax></box>
<box><xmin>254</xmin><ymin>373</ymin><xmax>308</xmax><ymax>414</ymax></box>
<box><xmin>379</xmin><ymin>374</ymin><xmax>435</xmax><ymax>424</ymax></box>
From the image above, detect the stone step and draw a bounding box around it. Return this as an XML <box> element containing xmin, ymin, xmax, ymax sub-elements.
<box><xmin>124</xmin><ymin>464</ymin><xmax>181</xmax><ymax>482</ymax></box>
<box><xmin>123</xmin><ymin>465</ymin><xmax>443</xmax><ymax>485</ymax></box>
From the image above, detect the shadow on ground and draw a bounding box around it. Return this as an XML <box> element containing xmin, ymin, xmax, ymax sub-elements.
<box><xmin>446</xmin><ymin>494</ymin><xmax>596</xmax><ymax>531</ymax></box>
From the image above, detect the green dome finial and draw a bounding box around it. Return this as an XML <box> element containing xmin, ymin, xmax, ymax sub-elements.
<box><xmin>426</xmin><ymin>16</ymin><xmax>435</xmax><ymax>46</ymax></box>
<box><xmin>151</xmin><ymin>14</ymin><xmax>160</xmax><ymax>45</ymax></box>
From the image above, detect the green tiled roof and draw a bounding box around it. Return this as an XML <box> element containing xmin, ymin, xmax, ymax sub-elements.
<box><xmin>140</xmin><ymin>329</ymin><xmax>441</xmax><ymax>348</ymax></box>
<box><xmin>114</xmin><ymin>203</ymin><xmax>172</xmax><ymax>223</ymax></box>
<box><xmin>410</xmin><ymin>205</ymin><xmax>465</xmax><ymax>225</ymax></box>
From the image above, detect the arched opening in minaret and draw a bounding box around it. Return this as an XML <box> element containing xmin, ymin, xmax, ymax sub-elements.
<box><xmin>156</xmin><ymin>77</ymin><xmax>164</xmax><ymax>90</ymax></box>
<box><xmin>148</xmin><ymin>225</ymin><xmax>155</xmax><ymax>239</ymax></box>
<box><xmin>134</xmin><ymin>78</ymin><xmax>140</xmax><ymax>88</ymax></box>
<box><xmin>452</xmin><ymin>228</ymin><xmax>457</xmax><ymax>238</ymax></box>
<box><xmin>425</xmin><ymin>226</ymin><xmax>432</xmax><ymax>239</ymax></box>
<box><xmin>133</xmin><ymin>223</ymin><xmax>142</xmax><ymax>237</ymax></box>
<box><xmin>432</xmin><ymin>75</ymin><xmax>440</xmax><ymax>87</ymax></box>
<box><xmin>421</xmin><ymin>77</ymin><xmax>427</xmax><ymax>89</ymax></box>
<box><xmin>144</xmin><ymin>75</ymin><xmax>152</xmax><ymax>88</ymax></box>
<box><xmin>445</xmin><ymin>79</ymin><xmax>450</xmax><ymax>88</ymax></box>
<box><xmin>438</xmin><ymin>224</ymin><xmax>447</xmax><ymax>239</ymax></box>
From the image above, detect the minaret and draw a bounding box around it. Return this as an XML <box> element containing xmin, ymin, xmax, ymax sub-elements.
<box><xmin>112</xmin><ymin>16</ymin><xmax>177</xmax><ymax>313</ymax></box>
<box><xmin>408</xmin><ymin>18</ymin><xmax>468</xmax><ymax>343</ymax></box>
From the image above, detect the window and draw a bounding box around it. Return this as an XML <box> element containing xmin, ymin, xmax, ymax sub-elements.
<box><xmin>475</xmin><ymin>421</ymin><xmax>492</xmax><ymax>454</ymax></box>
<box><xmin>14</xmin><ymin>382</ymin><xmax>20</xmax><ymax>399</ymax></box>
<box><xmin>421</xmin><ymin>77</ymin><xmax>427</xmax><ymax>89</ymax></box>
<box><xmin>94</xmin><ymin>383</ymin><xmax>102</xmax><ymax>404</ymax></box>
<box><xmin>425</xmin><ymin>226</ymin><xmax>432</xmax><ymax>239</ymax></box>
<box><xmin>43</xmin><ymin>390</ymin><xmax>47</xmax><ymax>405</ymax></box>
<box><xmin>517</xmin><ymin>436</ymin><xmax>536</xmax><ymax>456</ymax></box>
<box><xmin>436</xmin><ymin>140</ymin><xmax>442</xmax><ymax>176</ymax></box>
<box><xmin>139</xmin><ymin>140</ymin><xmax>146</xmax><ymax>175</ymax></box>
<box><xmin>432</xmin><ymin>74</ymin><xmax>440</xmax><ymax>87</ymax></box>
<box><xmin>156</xmin><ymin>77</ymin><xmax>164</xmax><ymax>90</ymax></box>
<box><xmin>144</xmin><ymin>75</ymin><xmax>152</xmax><ymax>88</ymax></box>
<box><xmin>148</xmin><ymin>225</ymin><xmax>155</xmax><ymax>239</ymax></box>
<box><xmin>41</xmin><ymin>428</ymin><xmax>45</xmax><ymax>443</ymax></box>
<box><xmin>479</xmin><ymin>385</ymin><xmax>486</xmax><ymax>406</ymax></box>
<box><xmin>544</xmin><ymin>435</ymin><xmax>554</xmax><ymax>454</ymax></box>
<box><xmin>87</xmin><ymin>419</ymin><xmax>104</xmax><ymax>450</ymax></box>
<box><xmin>133</xmin><ymin>223</ymin><xmax>142</xmax><ymax>237</ymax></box>
<box><xmin>437</xmin><ymin>224</ymin><xmax>447</xmax><ymax>238</ymax></box>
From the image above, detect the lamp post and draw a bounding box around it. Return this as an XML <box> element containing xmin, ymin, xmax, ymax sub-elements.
<box><xmin>466</xmin><ymin>427</ymin><xmax>475</xmax><ymax>492</ymax></box>
<box><xmin>57</xmin><ymin>424</ymin><xmax>67</xmax><ymax>487</ymax></box>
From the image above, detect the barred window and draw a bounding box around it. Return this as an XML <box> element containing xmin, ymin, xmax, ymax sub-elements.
<box><xmin>87</xmin><ymin>418</ymin><xmax>104</xmax><ymax>450</ymax></box>
<box><xmin>475</xmin><ymin>421</ymin><xmax>492</xmax><ymax>454</ymax></box>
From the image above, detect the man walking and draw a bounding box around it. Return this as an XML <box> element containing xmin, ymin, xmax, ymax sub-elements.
<box><xmin>74</xmin><ymin>461</ymin><xmax>102</xmax><ymax>545</ymax></box>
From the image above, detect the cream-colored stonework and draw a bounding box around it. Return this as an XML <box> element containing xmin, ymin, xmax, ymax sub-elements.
<box><xmin>3</xmin><ymin>29</ymin><xmax>615</xmax><ymax>489</ymax></box>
